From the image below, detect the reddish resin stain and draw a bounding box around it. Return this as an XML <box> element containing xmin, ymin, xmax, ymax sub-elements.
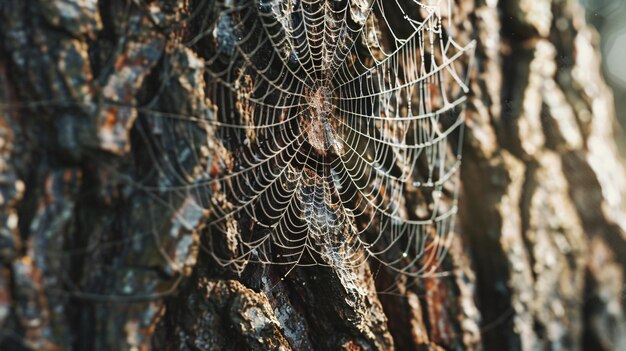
<box><xmin>103</xmin><ymin>107</ymin><xmax>118</xmax><ymax>128</ymax></box>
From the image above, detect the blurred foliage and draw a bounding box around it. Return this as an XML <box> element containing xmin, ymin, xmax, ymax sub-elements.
<box><xmin>580</xmin><ymin>0</ymin><xmax>626</xmax><ymax>153</ymax></box>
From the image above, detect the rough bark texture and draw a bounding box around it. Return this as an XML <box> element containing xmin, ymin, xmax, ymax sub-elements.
<box><xmin>0</xmin><ymin>0</ymin><xmax>625</xmax><ymax>350</ymax></box>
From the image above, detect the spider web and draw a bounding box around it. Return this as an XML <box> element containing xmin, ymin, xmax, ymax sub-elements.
<box><xmin>0</xmin><ymin>0</ymin><xmax>475</xmax><ymax>302</ymax></box>
<box><xmin>144</xmin><ymin>0</ymin><xmax>476</xmax><ymax>278</ymax></box>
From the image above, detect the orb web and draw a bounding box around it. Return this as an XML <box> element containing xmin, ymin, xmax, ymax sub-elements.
<box><xmin>171</xmin><ymin>0</ymin><xmax>476</xmax><ymax>278</ymax></box>
<box><xmin>0</xmin><ymin>0</ymin><xmax>476</xmax><ymax>302</ymax></box>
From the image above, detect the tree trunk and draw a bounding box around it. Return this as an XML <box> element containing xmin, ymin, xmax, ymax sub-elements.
<box><xmin>0</xmin><ymin>0</ymin><xmax>625</xmax><ymax>350</ymax></box>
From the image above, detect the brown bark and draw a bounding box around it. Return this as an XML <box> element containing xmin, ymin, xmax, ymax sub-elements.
<box><xmin>0</xmin><ymin>0</ymin><xmax>624</xmax><ymax>350</ymax></box>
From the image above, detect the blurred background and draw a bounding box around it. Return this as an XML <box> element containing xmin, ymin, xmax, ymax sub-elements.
<box><xmin>581</xmin><ymin>0</ymin><xmax>626</xmax><ymax>153</ymax></box>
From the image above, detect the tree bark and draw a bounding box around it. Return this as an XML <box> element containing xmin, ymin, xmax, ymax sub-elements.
<box><xmin>0</xmin><ymin>0</ymin><xmax>625</xmax><ymax>350</ymax></box>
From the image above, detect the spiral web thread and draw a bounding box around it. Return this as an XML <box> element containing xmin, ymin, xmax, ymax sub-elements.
<box><xmin>153</xmin><ymin>0</ymin><xmax>478</xmax><ymax>279</ymax></box>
